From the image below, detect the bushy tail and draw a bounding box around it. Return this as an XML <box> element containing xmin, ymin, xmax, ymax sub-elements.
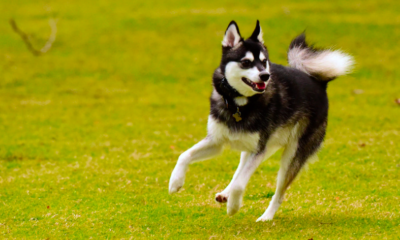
<box><xmin>288</xmin><ymin>33</ymin><xmax>354</xmax><ymax>81</ymax></box>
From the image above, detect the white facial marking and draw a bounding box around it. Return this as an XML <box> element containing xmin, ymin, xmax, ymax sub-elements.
<box><xmin>225</xmin><ymin>62</ymin><xmax>262</xmax><ymax>97</ymax></box>
<box><xmin>241</xmin><ymin>51</ymin><xmax>254</xmax><ymax>62</ymax></box>
<box><xmin>259</xmin><ymin>52</ymin><xmax>270</xmax><ymax>75</ymax></box>
<box><xmin>259</xmin><ymin>52</ymin><xmax>266</xmax><ymax>62</ymax></box>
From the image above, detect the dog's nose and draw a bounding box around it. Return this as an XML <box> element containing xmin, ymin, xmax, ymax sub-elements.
<box><xmin>259</xmin><ymin>72</ymin><xmax>270</xmax><ymax>82</ymax></box>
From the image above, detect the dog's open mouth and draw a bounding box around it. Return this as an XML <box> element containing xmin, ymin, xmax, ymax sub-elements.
<box><xmin>241</xmin><ymin>77</ymin><xmax>266</xmax><ymax>92</ymax></box>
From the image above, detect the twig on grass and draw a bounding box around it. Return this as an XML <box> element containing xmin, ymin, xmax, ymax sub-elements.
<box><xmin>9</xmin><ymin>18</ymin><xmax>58</xmax><ymax>56</ymax></box>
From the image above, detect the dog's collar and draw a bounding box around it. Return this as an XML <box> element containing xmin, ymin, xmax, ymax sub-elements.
<box><xmin>218</xmin><ymin>77</ymin><xmax>242</xmax><ymax>99</ymax></box>
<box><xmin>217</xmin><ymin>77</ymin><xmax>243</xmax><ymax>122</ymax></box>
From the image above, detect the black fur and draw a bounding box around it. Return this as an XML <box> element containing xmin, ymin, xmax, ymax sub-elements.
<box><xmin>289</xmin><ymin>32</ymin><xmax>308</xmax><ymax>50</ymax></box>
<box><xmin>249</xmin><ymin>20</ymin><xmax>262</xmax><ymax>42</ymax></box>
<box><xmin>211</xmin><ymin>63</ymin><xmax>328</xmax><ymax>153</ymax></box>
<box><xmin>169</xmin><ymin>21</ymin><xmax>350</xmax><ymax>220</ymax></box>
<box><xmin>211</xmin><ymin>24</ymin><xmax>329</xmax><ymax>180</ymax></box>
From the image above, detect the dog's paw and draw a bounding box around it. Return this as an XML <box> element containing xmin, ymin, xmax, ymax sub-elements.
<box><xmin>256</xmin><ymin>215</ymin><xmax>274</xmax><ymax>222</ymax></box>
<box><xmin>226</xmin><ymin>187</ymin><xmax>243</xmax><ymax>216</ymax></box>
<box><xmin>169</xmin><ymin>181</ymin><xmax>183</xmax><ymax>194</ymax></box>
<box><xmin>168</xmin><ymin>172</ymin><xmax>185</xmax><ymax>194</ymax></box>
<box><xmin>215</xmin><ymin>192</ymin><xmax>229</xmax><ymax>203</ymax></box>
<box><xmin>256</xmin><ymin>210</ymin><xmax>275</xmax><ymax>222</ymax></box>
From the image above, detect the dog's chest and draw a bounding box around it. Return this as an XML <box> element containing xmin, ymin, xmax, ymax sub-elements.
<box><xmin>207</xmin><ymin>116</ymin><xmax>260</xmax><ymax>152</ymax></box>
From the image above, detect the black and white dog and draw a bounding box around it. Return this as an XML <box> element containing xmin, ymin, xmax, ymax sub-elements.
<box><xmin>169</xmin><ymin>20</ymin><xmax>353</xmax><ymax>221</ymax></box>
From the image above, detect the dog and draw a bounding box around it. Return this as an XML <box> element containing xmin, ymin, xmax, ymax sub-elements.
<box><xmin>169</xmin><ymin>20</ymin><xmax>353</xmax><ymax>221</ymax></box>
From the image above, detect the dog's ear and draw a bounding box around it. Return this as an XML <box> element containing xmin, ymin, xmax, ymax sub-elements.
<box><xmin>222</xmin><ymin>21</ymin><xmax>242</xmax><ymax>47</ymax></box>
<box><xmin>249</xmin><ymin>20</ymin><xmax>264</xmax><ymax>43</ymax></box>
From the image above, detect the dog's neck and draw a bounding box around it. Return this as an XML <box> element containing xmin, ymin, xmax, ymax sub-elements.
<box><xmin>216</xmin><ymin>77</ymin><xmax>250</xmax><ymax>109</ymax></box>
<box><xmin>214</xmin><ymin>69</ymin><xmax>250</xmax><ymax>106</ymax></box>
<box><xmin>217</xmin><ymin>77</ymin><xmax>242</xmax><ymax>99</ymax></box>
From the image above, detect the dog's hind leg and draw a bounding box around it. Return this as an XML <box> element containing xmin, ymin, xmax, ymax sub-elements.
<box><xmin>169</xmin><ymin>137</ymin><xmax>223</xmax><ymax>194</ymax></box>
<box><xmin>256</xmin><ymin>123</ymin><xmax>326</xmax><ymax>222</ymax></box>
<box><xmin>256</xmin><ymin>138</ymin><xmax>299</xmax><ymax>221</ymax></box>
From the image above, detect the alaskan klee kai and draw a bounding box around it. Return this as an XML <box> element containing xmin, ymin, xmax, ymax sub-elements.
<box><xmin>169</xmin><ymin>20</ymin><xmax>353</xmax><ymax>221</ymax></box>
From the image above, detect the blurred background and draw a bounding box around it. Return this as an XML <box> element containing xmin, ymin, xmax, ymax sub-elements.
<box><xmin>0</xmin><ymin>0</ymin><xmax>399</xmax><ymax>238</ymax></box>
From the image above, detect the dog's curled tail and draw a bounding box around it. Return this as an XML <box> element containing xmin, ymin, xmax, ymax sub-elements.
<box><xmin>288</xmin><ymin>33</ymin><xmax>354</xmax><ymax>81</ymax></box>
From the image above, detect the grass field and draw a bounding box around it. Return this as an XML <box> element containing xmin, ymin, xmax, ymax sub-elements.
<box><xmin>1</xmin><ymin>0</ymin><xmax>399</xmax><ymax>239</ymax></box>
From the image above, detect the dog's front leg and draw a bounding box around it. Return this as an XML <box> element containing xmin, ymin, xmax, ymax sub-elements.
<box><xmin>215</xmin><ymin>151</ymin><xmax>250</xmax><ymax>203</ymax></box>
<box><xmin>169</xmin><ymin>137</ymin><xmax>223</xmax><ymax>194</ymax></box>
<box><xmin>226</xmin><ymin>151</ymin><xmax>266</xmax><ymax>216</ymax></box>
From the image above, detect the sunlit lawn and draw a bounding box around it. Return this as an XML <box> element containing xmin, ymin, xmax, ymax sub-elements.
<box><xmin>0</xmin><ymin>0</ymin><xmax>399</xmax><ymax>239</ymax></box>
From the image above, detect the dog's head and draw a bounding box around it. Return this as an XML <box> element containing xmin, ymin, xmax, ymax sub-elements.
<box><xmin>219</xmin><ymin>20</ymin><xmax>271</xmax><ymax>97</ymax></box>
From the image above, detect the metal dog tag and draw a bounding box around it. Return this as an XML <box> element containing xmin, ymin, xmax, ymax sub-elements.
<box><xmin>232</xmin><ymin>108</ymin><xmax>242</xmax><ymax>122</ymax></box>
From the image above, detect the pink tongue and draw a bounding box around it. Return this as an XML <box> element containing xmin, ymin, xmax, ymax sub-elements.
<box><xmin>256</xmin><ymin>82</ymin><xmax>266</xmax><ymax>89</ymax></box>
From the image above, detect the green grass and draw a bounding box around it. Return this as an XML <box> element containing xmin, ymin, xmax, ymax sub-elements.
<box><xmin>0</xmin><ymin>0</ymin><xmax>399</xmax><ymax>239</ymax></box>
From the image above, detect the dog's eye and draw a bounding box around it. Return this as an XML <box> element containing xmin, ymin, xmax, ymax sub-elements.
<box><xmin>241</xmin><ymin>60</ymin><xmax>252</xmax><ymax>68</ymax></box>
<box><xmin>262</xmin><ymin>59</ymin><xmax>267</xmax><ymax>67</ymax></box>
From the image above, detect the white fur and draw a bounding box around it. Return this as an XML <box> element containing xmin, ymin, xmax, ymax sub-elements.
<box><xmin>234</xmin><ymin>97</ymin><xmax>248</xmax><ymax>106</ymax></box>
<box><xmin>216</xmin><ymin>151</ymin><xmax>250</xmax><ymax>203</ymax></box>
<box><xmin>216</xmin><ymin>126</ymin><xmax>293</xmax><ymax>201</ymax></box>
<box><xmin>225</xmin><ymin>124</ymin><xmax>296</xmax><ymax>216</ymax></box>
<box><xmin>169</xmin><ymin>138</ymin><xmax>223</xmax><ymax>194</ymax></box>
<box><xmin>288</xmin><ymin>47</ymin><xmax>354</xmax><ymax>80</ymax></box>
<box><xmin>257</xmin><ymin>26</ymin><xmax>264</xmax><ymax>43</ymax></box>
<box><xmin>210</xmin><ymin>122</ymin><xmax>307</xmax><ymax>220</ymax></box>
<box><xmin>227</xmin><ymin>152</ymin><xmax>266</xmax><ymax>215</ymax></box>
<box><xmin>259</xmin><ymin>52</ymin><xmax>266</xmax><ymax>61</ymax></box>
<box><xmin>222</xmin><ymin>24</ymin><xmax>241</xmax><ymax>47</ymax></box>
<box><xmin>170</xmin><ymin>115</ymin><xmax>261</xmax><ymax>194</ymax></box>
<box><xmin>207</xmin><ymin>116</ymin><xmax>260</xmax><ymax>152</ymax></box>
<box><xmin>256</xmin><ymin>142</ymin><xmax>298</xmax><ymax>221</ymax></box>
<box><xmin>257</xmin><ymin>122</ymin><xmax>306</xmax><ymax>221</ymax></box>
<box><xmin>170</xmin><ymin>114</ymin><xmax>311</xmax><ymax>221</ymax></box>
<box><xmin>225</xmin><ymin>62</ymin><xmax>262</xmax><ymax>97</ymax></box>
<box><xmin>242</xmin><ymin>51</ymin><xmax>254</xmax><ymax>61</ymax></box>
